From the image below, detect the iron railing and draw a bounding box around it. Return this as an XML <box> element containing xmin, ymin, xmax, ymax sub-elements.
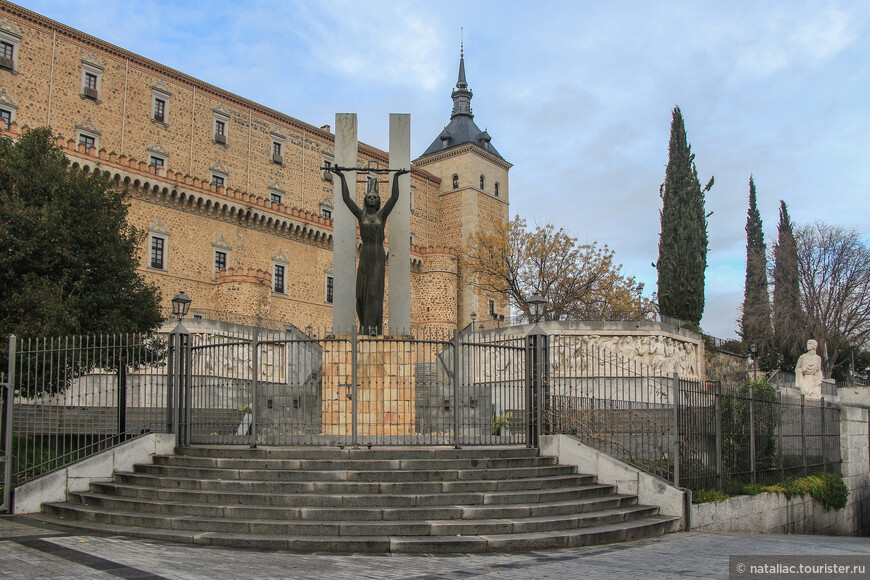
<box><xmin>545</xmin><ymin>353</ymin><xmax>842</xmax><ymax>493</ymax></box>
<box><xmin>173</xmin><ymin>325</ymin><xmax>530</xmax><ymax>447</ymax></box>
<box><xmin>2</xmin><ymin>333</ymin><xmax>170</xmax><ymax>492</ymax></box>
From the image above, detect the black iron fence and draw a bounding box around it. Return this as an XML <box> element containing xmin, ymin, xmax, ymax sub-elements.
<box><xmin>545</xmin><ymin>348</ymin><xmax>842</xmax><ymax>493</ymax></box>
<box><xmin>2</xmin><ymin>323</ymin><xmax>844</xmax><ymax>509</ymax></box>
<box><xmin>173</xmin><ymin>325</ymin><xmax>529</xmax><ymax>447</ymax></box>
<box><xmin>1</xmin><ymin>334</ymin><xmax>171</xmax><ymax>505</ymax></box>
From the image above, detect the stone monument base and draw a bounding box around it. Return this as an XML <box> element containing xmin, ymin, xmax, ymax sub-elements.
<box><xmin>321</xmin><ymin>335</ymin><xmax>416</xmax><ymax>436</ymax></box>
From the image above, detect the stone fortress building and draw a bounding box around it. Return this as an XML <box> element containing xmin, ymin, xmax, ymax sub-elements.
<box><xmin>0</xmin><ymin>2</ymin><xmax>510</xmax><ymax>333</ymax></box>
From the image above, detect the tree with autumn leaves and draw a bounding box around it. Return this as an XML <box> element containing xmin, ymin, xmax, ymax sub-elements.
<box><xmin>462</xmin><ymin>216</ymin><xmax>652</xmax><ymax>323</ymax></box>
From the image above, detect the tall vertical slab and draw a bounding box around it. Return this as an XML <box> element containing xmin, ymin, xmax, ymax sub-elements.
<box><xmin>333</xmin><ymin>113</ymin><xmax>358</xmax><ymax>332</ymax></box>
<box><xmin>388</xmin><ymin>113</ymin><xmax>411</xmax><ymax>335</ymax></box>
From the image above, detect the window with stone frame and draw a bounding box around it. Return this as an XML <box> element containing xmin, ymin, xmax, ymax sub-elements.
<box><xmin>153</xmin><ymin>98</ymin><xmax>166</xmax><ymax>123</ymax></box>
<box><xmin>452</xmin><ymin>174</ymin><xmax>459</xmax><ymax>189</ymax></box>
<box><xmin>494</xmin><ymin>182</ymin><xmax>500</xmax><ymax>197</ymax></box>
<box><xmin>214</xmin><ymin>250</ymin><xmax>227</xmax><ymax>272</ymax></box>
<box><xmin>78</xmin><ymin>133</ymin><xmax>96</xmax><ymax>152</ymax></box>
<box><xmin>273</xmin><ymin>264</ymin><xmax>285</xmax><ymax>294</ymax></box>
<box><xmin>150</xmin><ymin>155</ymin><xmax>164</xmax><ymax>172</ymax></box>
<box><xmin>270</xmin><ymin>190</ymin><xmax>282</xmax><ymax>205</ymax></box>
<box><xmin>150</xmin><ymin>236</ymin><xmax>165</xmax><ymax>270</ymax></box>
<box><xmin>0</xmin><ymin>41</ymin><xmax>12</xmax><ymax>68</ymax></box>
<box><xmin>479</xmin><ymin>174</ymin><xmax>485</xmax><ymax>190</ymax></box>
<box><xmin>151</xmin><ymin>80</ymin><xmax>171</xmax><ymax>125</ymax></box>
<box><xmin>213</xmin><ymin>105</ymin><xmax>230</xmax><ymax>145</ymax></box>
<box><xmin>325</xmin><ymin>275</ymin><xmax>334</xmax><ymax>304</ymax></box>
<box><xmin>0</xmin><ymin>88</ymin><xmax>16</xmax><ymax>129</ymax></box>
<box><xmin>80</xmin><ymin>54</ymin><xmax>104</xmax><ymax>102</ymax></box>
<box><xmin>322</xmin><ymin>155</ymin><xmax>334</xmax><ymax>181</ymax></box>
<box><xmin>0</xmin><ymin>19</ymin><xmax>22</xmax><ymax>73</ymax></box>
<box><xmin>271</xmin><ymin>132</ymin><xmax>285</xmax><ymax>165</ymax></box>
<box><xmin>212</xmin><ymin>174</ymin><xmax>225</xmax><ymax>188</ymax></box>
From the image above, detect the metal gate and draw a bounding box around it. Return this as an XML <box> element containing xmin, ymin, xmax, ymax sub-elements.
<box><xmin>174</xmin><ymin>326</ymin><xmax>531</xmax><ymax>447</ymax></box>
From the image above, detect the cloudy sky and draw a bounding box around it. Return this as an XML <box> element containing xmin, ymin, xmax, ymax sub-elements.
<box><xmin>23</xmin><ymin>0</ymin><xmax>870</xmax><ymax>339</ymax></box>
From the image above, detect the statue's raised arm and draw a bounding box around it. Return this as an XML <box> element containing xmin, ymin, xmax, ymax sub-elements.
<box><xmin>329</xmin><ymin>166</ymin><xmax>362</xmax><ymax>219</ymax></box>
<box><xmin>380</xmin><ymin>168</ymin><xmax>409</xmax><ymax>218</ymax></box>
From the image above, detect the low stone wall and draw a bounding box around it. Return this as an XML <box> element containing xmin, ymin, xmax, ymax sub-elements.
<box><xmin>13</xmin><ymin>433</ymin><xmax>176</xmax><ymax>514</ymax></box>
<box><xmin>540</xmin><ymin>434</ymin><xmax>689</xmax><ymax>531</ymax></box>
<box><xmin>691</xmin><ymin>404</ymin><xmax>869</xmax><ymax>536</ymax></box>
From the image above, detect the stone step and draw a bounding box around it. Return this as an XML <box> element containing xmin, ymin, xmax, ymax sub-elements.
<box><xmin>112</xmin><ymin>472</ymin><xmax>594</xmax><ymax>494</ymax></box>
<box><xmin>44</xmin><ymin>501</ymin><xmax>660</xmax><ymax>537</ymax></box>
<box><xmin>38</xmin><ymin>445</ymin><xmax>677</xmax><ymax>553</ymax></box>
<box><xmin>90</xmin><ymin>478</ymin><xmax>607</xmax><ymax>508</ymax></box>
<box><xmin>174</xmin><ymin>446</ymin><xmax>539</xmax><ymax>461</ymax></box>
<box><xmin>69</xmin><ymin>489</ymin><xmax>635</xmax><ymax>520</ymax></box>
<box><xmin>33</xmin><ymin>512</ymin><xmax>679</xmax><ymax>553</ymax></box>
<box><xmin>152</xmin><ymin>454</ymin><xmax>558</xmax><ymax>471</ymax></box>
<box><xmin>132</xmin><ymin>463</ymin><xmax>578</xmax><ymax>482</ymax></box>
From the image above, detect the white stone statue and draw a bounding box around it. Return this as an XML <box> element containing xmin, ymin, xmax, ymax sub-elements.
<box><xmin>795</xmin><ymin>339</ymin><xmax>824</xmax><ymax>399</ymax></box>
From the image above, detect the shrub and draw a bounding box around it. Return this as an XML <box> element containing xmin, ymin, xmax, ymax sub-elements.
<box><xmin>692</xmin><ymin>489</ymin><xmax>730</xmax><ymax>504</ymax></box>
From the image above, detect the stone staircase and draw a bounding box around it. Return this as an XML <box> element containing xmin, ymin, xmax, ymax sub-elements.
<box><xmin>38</xmin><ymin>446</ymin><xmax>678</xmax><ymax>553</ymax></box>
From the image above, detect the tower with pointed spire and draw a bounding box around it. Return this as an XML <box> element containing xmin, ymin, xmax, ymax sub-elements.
<box><xmin>415</xmin><ymin>43</ymin><xmax>512</xmax><ymax>327</ymax></box>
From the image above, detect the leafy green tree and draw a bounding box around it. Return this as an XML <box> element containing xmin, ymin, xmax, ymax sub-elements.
<box><xmin>0</xmin><ymin>127</ymin><xmax>163</xmax><ymax>343</ymax></box>
<box><xmin>656</xmin><ymin>106</ymin><xmax>713</xmax><ymax>327</ymax></box>
<box><xmin>740</xmin><ymin>177</ymin><xmax>775</xmax><ymax>370</ymax></box>
<box><xmin>771</xmin><ymin>201</ymin><xmax>804</xmax><ymax>370</ymax></box>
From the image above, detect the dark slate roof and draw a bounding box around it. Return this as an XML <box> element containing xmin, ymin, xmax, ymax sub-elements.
<box><xmin>417</xmin><ymin>48</ymin><xmax>505</xmax><ymax>161</ymax></box>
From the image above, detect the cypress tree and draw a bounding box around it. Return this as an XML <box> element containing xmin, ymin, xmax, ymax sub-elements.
<box><xmin>772</xmin><ymin>201</ymin><xmax>804</xmax><ymax>369</ymax></box>
<box><xmin>656</xmin><ymin>107</ymin><xmax>713</xmax><ymax>327</ymax></box>
<box><xmin>740</xmin><ymin>176</ymin><xmax>774</xmax><ymax>369</ymax></box>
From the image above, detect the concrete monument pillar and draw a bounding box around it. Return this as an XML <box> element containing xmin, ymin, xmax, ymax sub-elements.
<box><xmin>388</xmin><ymin>113</ymin><xmax>411</xmax><ymax>335</ymax></box>
<box><xmin>332</xmin><ymin>113</ymin><xmax>358</xmax><ymax>332</ymax></box>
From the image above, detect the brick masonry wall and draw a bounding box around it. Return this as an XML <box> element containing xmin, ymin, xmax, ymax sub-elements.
<box><xmin>0</xmin><ymin>4</ymin><xmax>465</xmax><ymax>331</ymax></box>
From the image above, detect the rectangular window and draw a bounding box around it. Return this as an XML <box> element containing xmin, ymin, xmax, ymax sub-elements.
<box><xmin>489</xmin><ymin>299</ymin><xmax>496</xmax><ymax>316</ymax></box>
<box><xmin>212</xmin><ymin>175</ymin><xmax>225</xmax><ymax>188</ymax></box>
<box><xmin>270</xmin><ymin>192</ymin><xmax>282</xmax><ymax>205</ymax></box>
<box><xmin>154</xmin><ymin>98</ymin><xmax>165</xmax><ymax>123</ymax></box>
<box><xmin>272</xmin><ymin>142</ymin><xmax>281</xmax><ymax>157</ymax></box>
<box><xmin>215</xmin><ymin>250</ymin><xmax>226</xmax><ymax>271</ymax></box>
<box><xmin>85</xmin><ymin>72</ymin><xmax>98</xmax><ymax>91</ymax></box>
<box><xmin>0</xmin><ymin>41</ymin><xmax>12</xmax><ymax>60</ymax></box>
<box><xmin>150</xmin><ymin>237</ymin><xmax>165</xmax><ymax>269</ymax></box>
<box><xmin>322</xmin><ymin>159</ymin><xmax>333</xmax><ymax>181</ymax></box>
<box><xmin>274</xmin><ymin>264</ymin><xmax>285</xmax><ymax>294</ymax></box>
<box><xmin>0</xmin><ymin>109</ymin><xmax>10</xmax><ymax>130</ymax></box>
<box><xmin>321</xmin><ymin>207</ymin><xmax>332</xmax><ymax>219</ymax></box>
<box><xmin>79</xmin><ymin>134</ymin><xmax>96</xmax><ymax>151</ymax></box>
<box><xmin>326</xmin><ymin>275</ymin><xmax>334</xmax><ymax>304</ymax></box>
<box><xmin>150</xmin><ymin>156</ymin><xmax>164</xmax><ymax>170</ymax></box>
<box><xmin>214</xmin><ymin>119</ymin><xmax>226</xmax><ymax>144</ymax></box>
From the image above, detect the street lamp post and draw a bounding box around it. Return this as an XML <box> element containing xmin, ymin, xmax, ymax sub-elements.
<box><xmin>171</xmin><ymin>291</ymin><xmax>192</xmax><ymax>323</ymax></box>
<box><xmin>169</xmin><ymin>291</ymin><xmax>192</xmax><ymax>446</ymax></box>
<box><xmin>528</xmin><ymin>294</ymin><xmax>546</xmax><ymax>324</ymax></box>
<box><xmin>750</xmin><ymin>343</ymin><xmax>758</xmax><ymax>381</ymax></box>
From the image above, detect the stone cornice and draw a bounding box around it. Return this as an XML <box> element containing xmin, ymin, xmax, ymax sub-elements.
<box><xmin>0</xmin><ymin>121</ymin><xmax>451</xmax><ymax>261</ymax></box>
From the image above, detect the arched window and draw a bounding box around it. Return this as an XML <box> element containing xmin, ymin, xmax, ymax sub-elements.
<box><xmin>479</xmin><ymin>175</ymin><xmax>485</xmax><ymax>190</ymax></box>
<box><xmin>494</xmin><ymin>182</ymin><xmax>500</xmax><ymax>197</ymax></box>
<box><xmin>452</xmin><ymin>174</ymin><xmax>459</xmax><ymax>189</ymax></box>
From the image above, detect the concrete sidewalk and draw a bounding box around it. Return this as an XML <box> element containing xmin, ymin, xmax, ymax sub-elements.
<box><xmin>1</xmin><ymin>515</ymin><xmax>868</xmax><ymax>579</ymax></box>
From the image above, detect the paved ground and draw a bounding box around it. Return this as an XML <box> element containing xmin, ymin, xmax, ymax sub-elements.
<box><xmin>1</xmin><ymin>515</ymin><xmax>868</xmax><ymax>579</ymax></box>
